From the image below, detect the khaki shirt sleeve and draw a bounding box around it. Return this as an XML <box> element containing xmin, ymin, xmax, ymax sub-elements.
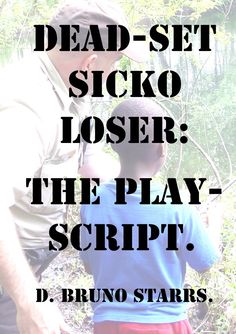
<box><xmin>0</xmin><ymin>107</ymin><xmax>45</xmax><ymax>209</ymax></box>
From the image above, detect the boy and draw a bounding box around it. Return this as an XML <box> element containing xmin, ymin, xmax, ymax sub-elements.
<box><xmin>80</xmin><ymin>98</ymin><xmax>220</xmax><ymax>334</ymax></box>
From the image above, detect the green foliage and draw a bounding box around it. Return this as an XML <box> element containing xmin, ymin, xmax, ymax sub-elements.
<box><xmin>187</xmin><ymin>188</ymin><xmax>236</xmax><ymax>333</ymax></box>
<box><xmin>0</xmin><ymin>0</ymin><xmax>58</xmax><ymax>63</ymax></box>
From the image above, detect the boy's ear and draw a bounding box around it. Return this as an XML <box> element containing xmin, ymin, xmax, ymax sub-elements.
<box><xmin>81</xmin><ymin>54</ymin><xmax>98</xmax><ymax>71</ymax></box>
<box><xmin>158</xmin><ymin>143</ymin><xmax>167</xmax><ymax>158</ymax></box>
<box><xmin>163</xmin><ymin>142</ymin><xmax>168</xmax><ymax>157</ymax></box>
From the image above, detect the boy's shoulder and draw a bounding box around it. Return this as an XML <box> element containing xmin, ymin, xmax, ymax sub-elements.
<box><xmin>82</xmin><ymin>179</ymin><xmax>200</xmax><ymax>221</ymax></box>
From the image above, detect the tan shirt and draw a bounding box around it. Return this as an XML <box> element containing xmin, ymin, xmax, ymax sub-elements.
<box><xmin>0</xmin><ymin>52</ymin><xmax>89</xmax><ymax>248</ymax></box>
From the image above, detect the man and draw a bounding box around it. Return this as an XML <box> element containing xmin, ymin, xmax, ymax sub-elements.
<box><xmin>0</xmin><ymin>1</ymin><xmax>146</xmax><ymax>333</ymax></box>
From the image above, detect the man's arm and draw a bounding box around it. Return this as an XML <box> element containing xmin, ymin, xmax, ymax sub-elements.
<box><xmin>0</xmin><ymin>206</ymin><xmax>71</xmax><ymax>334</ymax></box>
<box><xmin>0</xmin><ymin>109</ymin><xmax>70</xmax><ymax>333</ymax></box>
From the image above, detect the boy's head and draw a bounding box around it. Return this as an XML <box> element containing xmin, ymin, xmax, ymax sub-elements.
<box><xmin>110</xmin><ymin>98</ymin><xmax>167</xmax><ymax>178</ymax></box>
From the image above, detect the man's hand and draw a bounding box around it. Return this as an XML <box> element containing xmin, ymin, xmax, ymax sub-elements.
<box><xmin>16</xmin><ymin>302</ymin><xmax>71</xmax><ymax>334</ymax></box>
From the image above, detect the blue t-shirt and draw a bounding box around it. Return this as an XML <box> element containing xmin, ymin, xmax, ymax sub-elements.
<box><xmin>80</xmin><ymin>181</ymin><xmax>219</xmax><ymax>323</ymax></box>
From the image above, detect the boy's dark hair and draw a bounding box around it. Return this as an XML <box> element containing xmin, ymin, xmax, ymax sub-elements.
<box><xmin>110</xmin><ymin>98</ymin><xmax>165</xmax><ymax>162</ymax></box>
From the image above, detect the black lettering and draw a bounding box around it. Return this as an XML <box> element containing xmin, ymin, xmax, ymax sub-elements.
<box><xmin>115</xmin><ymin>178</ymin><xmax>137</xmax><ymax>204</ymax></box>
<box><xmin>34</xmin><ymin>25</ymin><xmax>57</xmax><ymax>51</ymax></box>
<box><xmin>69</xmin><ymin>70</ymin><xmax>88</xmax><ymax>98</ymax></box>
<box><xmin>49</xmin><ymin>224</ymin><xmax>68</xmax><ymax>251</ymax></box>
<box><xmin>133</xmin><ymin>289</ymin><xmax>144</xmax><ymax>302</ymax></box>
<box><xmin>51</xmin><ymin>178</ymin><xmax>76</xmax><ymax>205</ymax></box>
<box><xmin>26</xmin><ymin>178</ymin><xmax>48</xmax><ymax>204</ymax></box>
<box><xmin>150</xmin><ymin>25</ymin><xmax>169</xmax><ymax>51</ymax></box>
<box><xmin>71</xmin><ymin>224</ymin><xmax>91</xmax><ymax>251</ymax></box>
<box><xmin>80</xmin><ymin>178</ymin><xmax>100</xmax><ymax>204</ymax></box>
<box><xmin>36</xmin><ymin>289</ymin><xmax>48</xmax><ymax>302</ymax></box>
<box><xmin>158</xmin><ymin>70</ymin><xmax>181</xmax><ymax>98</ymax></box>
<box><xmin>106</xmin><ymin>116</ymin><xmax>126</xmax><ymax>144</ymax></box>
